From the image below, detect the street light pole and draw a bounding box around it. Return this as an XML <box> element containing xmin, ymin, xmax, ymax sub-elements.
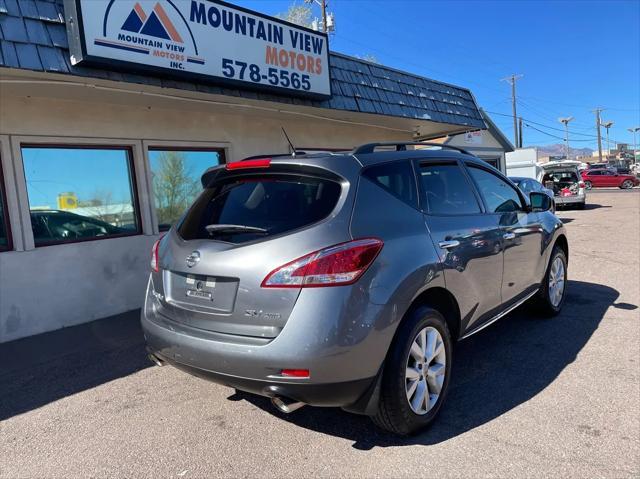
<box><xmin>559</xmin><ymin>117</ymin><xmax>574</xmax><ymax>160</ymax></box>
<box><xmin>601</xmin><ymin>121</ymin><xmax>614</xmax><ymax>159</ymax></box>
<box><xmin>628</xmin><ymin>127</ymin><xmax>640</xmax><ymax>164</ymax></box>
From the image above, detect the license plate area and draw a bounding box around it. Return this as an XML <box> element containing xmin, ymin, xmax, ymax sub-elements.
<box><xmin>166</xmin><ymin>271</ymin><xmax>238</xmax><ymax>313</ymax></box>
<box><xmin>185</xmin><ymin>274</ymin><xmax>216</xmax><ymax>301</ymax></box>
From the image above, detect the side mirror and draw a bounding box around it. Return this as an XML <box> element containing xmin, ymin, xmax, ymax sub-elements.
<box><xmin>530</xmin><ymin>192</ymin><xmax>552</xmax><ymax>212</ymax></box>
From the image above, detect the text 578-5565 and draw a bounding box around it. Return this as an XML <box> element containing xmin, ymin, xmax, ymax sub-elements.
<box><xmin>221</xmin><ymin>58</ymin><xmax>311</xmax><ymax>91</ymax></box>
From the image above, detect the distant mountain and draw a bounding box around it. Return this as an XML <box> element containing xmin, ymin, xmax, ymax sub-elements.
<box><xmin>527</xmin><ymin>143</ymin><xmax>593</xmax><ymax>159</ymax></box>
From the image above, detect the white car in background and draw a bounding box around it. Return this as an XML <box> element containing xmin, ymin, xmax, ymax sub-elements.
<box><xmin>540</xmin><ymin>161</ymin><xmax>586</xmax><ymax>210</ymax></box>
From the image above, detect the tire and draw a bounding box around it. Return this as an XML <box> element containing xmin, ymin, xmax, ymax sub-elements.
<box><xmin>534</xmin><ymin>246</ymin><xmax>568</xmax><ymax>317</ymax></box>
<box><xmin>621</xmin><ymin>180</ymin><xmax>633</xmax><ymax>189</ymax></box>
<box><xmin>372</xmin><ymin>307</ymin><xmax>453</xmax><ymax>435</ymax></box>
<box><xmin>584</xmin><ymin>180</ymin><xmax>592</xmax><ymax>190</ymax></box>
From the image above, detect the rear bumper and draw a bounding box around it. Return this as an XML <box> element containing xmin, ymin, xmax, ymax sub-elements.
<box><xmin>148</xmin><ymin>348</ymin><xmax>374</xmax><ymax>407</ymax></box>
<box><xmin>554</xmin><ymin>195</ymin><xmax>585</xmax><ymax>205</ymax></box>
<box><xmin>141</xmin><ymin>280</ymin><xmax>380</xmax><ymax>408</ymax></box>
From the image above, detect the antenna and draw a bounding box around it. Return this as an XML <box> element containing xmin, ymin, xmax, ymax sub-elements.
<box><xmin>281</xmin><ymin>127</ymin><xmax>297</xmax><ymax>157</ymax></box>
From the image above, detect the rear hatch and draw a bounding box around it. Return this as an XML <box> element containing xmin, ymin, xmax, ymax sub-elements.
<box><xmin>541</xmin><ymin>166</ymin><xmax>582</xmax><ymax>197</ymax></box>
<box><xmin>151</xmin><ymin>160</ymin><xmax>354</xmax><ymax>339</ymax></box>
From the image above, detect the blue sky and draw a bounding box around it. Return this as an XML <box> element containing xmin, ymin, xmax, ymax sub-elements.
<box><xmin>241</xmin><ymin>0</ymin><xmax>640</xmax><ymax>150</ymax></box>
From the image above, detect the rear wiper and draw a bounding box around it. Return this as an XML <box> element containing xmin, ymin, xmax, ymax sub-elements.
<box><xmin>204</xmin><ymin>224</ymin><xmax>268</xmax><ymax>235</ymax></box>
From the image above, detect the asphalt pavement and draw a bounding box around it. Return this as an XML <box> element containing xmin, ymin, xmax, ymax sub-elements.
<box><xmin>1</xmin><ymin>189</ymin><xmax>638</xmax><ymax>478</ymax></box>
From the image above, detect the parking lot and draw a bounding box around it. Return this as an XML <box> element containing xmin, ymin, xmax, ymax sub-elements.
<box><xmin>1</xmin><ymin>189</ymin><xmax>638</xmax><ymax>478</ymax></box>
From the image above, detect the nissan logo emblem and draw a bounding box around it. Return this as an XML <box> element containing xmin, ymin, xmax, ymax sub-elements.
<box><xmin>186</xmin><ymin>251</ymin><xmax>201</xmax><ymax>268</ymax></box>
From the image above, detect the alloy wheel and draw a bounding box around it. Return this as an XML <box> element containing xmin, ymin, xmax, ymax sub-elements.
<box><xmin>548</xmin><ymin>256</ymin><xmax>566</xmax><ymax>308</ymax></box>
<box><xmin>405</xmin><ymin>326</ymin><xmax>446</xmax><ymax>415</ymax></box>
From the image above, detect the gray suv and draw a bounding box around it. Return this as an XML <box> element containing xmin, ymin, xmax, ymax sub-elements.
<box><xmin>142</xmin><ymin>142</ymin><xmax>568</xmax><ymax>435</ymax></box>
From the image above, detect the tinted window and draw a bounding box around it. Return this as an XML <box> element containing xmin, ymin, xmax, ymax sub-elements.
<box><xmin>468</xmin><ymin>166</ymin><xmax>523</xmax><ymax>213</ymax></box>
<box><xmin>0</xmin><ymin>165</ymin><xmax>9</xmax><ymax>251</ymax></box>
<box><xmin>149</xmin><ymin>149</ymin><xmax>224</xmax><ymax>231</ymax></box>
<box><xmin>588</xmin><ymin>170</ymin><xmax>601</xmax><ymax>175</ymax></box>
<box><xmin>363</xmin><ymin>161</ymin><xmax>417</xmax><ymax>207</ymax></box>
<box><xmin>179</xmin><ymin>174</ymin><xmax>341</xmax><ymax>244</ymax></box>
<box><xmin>419</xmin><ymin>163</ymin><xmax>481</xmax><ymax>215</ymax></box>
<box><xmin>21</xmin><ymin>147</ymin><xmax>140</xmax><ymax>246</ymax></box>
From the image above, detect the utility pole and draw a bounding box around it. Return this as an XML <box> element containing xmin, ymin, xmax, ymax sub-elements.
<box><xmin>559</xmin><ymin>117</ymin><xmax>574</xmax><ymax>160</ymax></box>
<box><xmin>593</xmin><ymin>108</ymin><xmax>604</xmax><ymax>162</ymax></box>
<box><xmin>518</xmin><ymin>117</ymin><xmax>523</xmax><ymax>148</ymax></box>
<box><xmin>321</xmin><ymin>0</ymin><xmax>327</xmax><ymax>33</ymax></box>
<box><xmin>501</xmin><ymin>74</ymin><xmax>523</xmax><ymax>147</ymax></box>
<box><xmin>307</xmin><ymin>0</ymin><xmax>331</xmax><ymax>33</ymax></box>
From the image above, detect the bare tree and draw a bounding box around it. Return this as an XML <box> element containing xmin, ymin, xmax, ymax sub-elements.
<box><xmin>152</xmin><ymin>152</ymin><xmax>199</xmax><ymax>227</ymax></box>
<box><xmin>356</xmin><ymin>54</ymin><xmax>379</xmax><ymax>64</ymax></box>
<box><xmin>277</xmin><ymin>3</ymin><xmax>313</xmax><ymax>28</ymax></box>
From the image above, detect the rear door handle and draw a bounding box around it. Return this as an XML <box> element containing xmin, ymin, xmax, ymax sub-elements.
<box><xmin>503</xmin><ymin>232</ymin><xmax>516</xmax><ymax>240</ymax></box>
<box><xmin>438</xmin><ymin>240</ymin><xmax>460</xmax><ymax>249</ymax></box>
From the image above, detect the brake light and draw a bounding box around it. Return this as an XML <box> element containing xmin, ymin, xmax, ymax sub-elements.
<box><xmin>579</xmin><ymin>181</ymin><xmax>585</xmax><ymax>188</ymax></box>
<box><xmin>226</xmin><ymin>159</ymin><xmax>271</xmax><ymax>170</ymax></box>
<box><xmin>261</xmin><ymin>238</ymin><xmax>383</xmax><ymax>288</ymax></box>
<box><xmin>151</xmin><ymin>239</ymin><xmax>161</xmax><ymax>272</ymax></box>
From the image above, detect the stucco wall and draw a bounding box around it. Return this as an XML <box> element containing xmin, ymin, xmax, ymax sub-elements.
<box><xmin>0</xmin><ymin>88</ymin><xmax>411</xmax><ymax>342</ymax></box>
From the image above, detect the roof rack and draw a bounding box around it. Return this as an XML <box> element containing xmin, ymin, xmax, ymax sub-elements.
<box><xmin>241</xmin><ymin>152</ymin><xmax>306</xmax><ymax>161</ymax></box>
<box><xmin>352</xmin><ymin>142</ymin><xmax>471</xmax><ymax>156</ymax></box>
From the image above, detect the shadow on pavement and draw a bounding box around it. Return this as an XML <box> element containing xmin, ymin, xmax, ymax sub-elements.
<box><xmin>583</xmin><ymin>203</ymin><xmax>612</xmax><ymax>210</ymax></box>
<box><xmin>233</xmin><ymin>280</ymin><xmax>619</xmax><ymax>450</ymax></box>
<box><xmin>0</xmin><ymin>310</ymin><xmax>149</xmax><ymax>421</ymax></box>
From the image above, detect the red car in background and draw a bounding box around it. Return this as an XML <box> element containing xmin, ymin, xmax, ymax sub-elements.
<box><xmin>581</xmin><ymin>169</ymin><xmax>639</xmax><ymax>189</ymax></box>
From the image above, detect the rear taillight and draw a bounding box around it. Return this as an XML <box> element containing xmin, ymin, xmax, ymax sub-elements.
<box><xmin>579</xmin><ymin>181</ymin><xmax>586</xmax><ymax>188</ymax></box>
<box><xmin>261</xmin><ymin>238</ymin><xmax>383</xmax><ymax>288</ymax></box>
<box><xmin>151</xmin><ymin>239</ymin><xmax>161</xmax><ymax>272</ymax></box>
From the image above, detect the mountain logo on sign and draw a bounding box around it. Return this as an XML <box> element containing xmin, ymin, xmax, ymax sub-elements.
<box><xmin>121</xmin><ymin>2</ymin><xmax>183</xmax><ymax>43</ymax></box>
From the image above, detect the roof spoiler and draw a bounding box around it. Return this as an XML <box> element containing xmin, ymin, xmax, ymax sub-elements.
<box><xmin>352</xmin><ymin>142</ymin><xmax>471</xmax><ymax>156</ymax></box>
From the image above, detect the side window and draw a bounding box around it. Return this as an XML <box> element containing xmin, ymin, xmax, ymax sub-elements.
<box><xmin>21</xmin><ymin>146</ymin><xmax>141</xmax><ymax>246</ymax></box>
<box><xmin>362</xmin><ymin>160</ymin><xmax>417</xmax><ymax>208</ymax></box>
<box><xmin>468</xmin><ymin>166</ymin><xmax>524</xmax><ymax>213</ymax></box>
<box><xmin>589</xmin><ymin>170</ymin><xmax>600</xmax><ymax>175</ymax></box>
<box><xmin>0</xmin><ymin>160</ymin><xmax>10</xmax><ymax>251</ymax></box>
<box><xmin>518</xmin><ymin>180</ymin><xmax>532</xmax><ymax>194</ymax></box>
<box><xmin>419</xmin><ymin>162</ymin><xmax>481</xmax><ymax>215</ymax></box>
<box><xmin>148</xmin><ymin>148</ymin><xmax>225</xmax><ymax>231</ymax></box>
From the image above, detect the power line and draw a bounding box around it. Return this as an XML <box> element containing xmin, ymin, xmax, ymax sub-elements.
<box><xmin>484</xmin><ymin>110</ymin><xmax>600</xmax><ymax>137</ymax></box>
<box><xmin>522</xmin><ymin>123</ymin><xmax>597</xmax><ymax>142</ymax></box>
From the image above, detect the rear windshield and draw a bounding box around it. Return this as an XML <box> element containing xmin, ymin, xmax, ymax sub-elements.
<box><xmin>178</xmin><ymin>174</ymin><xmax>341</xmax><ymax>243</ymax></box>
<box><xmin>544</xmin><ymin>170</ymin><xmax>578</xmax><ymax>182</ymax></box>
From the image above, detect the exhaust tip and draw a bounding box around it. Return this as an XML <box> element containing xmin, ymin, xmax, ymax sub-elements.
<box><xmin>271</xmin><ymin>396</ymin><xmax>306</xmax><ymax>414</ymax></box>
<box><xmin>148</xmin><ymin>353</ymin><xmax>165</xmax><ymax>367</ymax></box>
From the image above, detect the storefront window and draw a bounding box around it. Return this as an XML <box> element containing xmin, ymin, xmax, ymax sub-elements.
<box><xmin>21</xmin><ymin>146</ymin><xmax>140</xmax><ymax>246</ymax></box>
<box><xmin>0</xmin><ymin>163</ymin><xmax>10</xmax><ymax>251</ymax></box>
<box><xmin>148</xmin><ymin>148</ymin><xmax>224</xmax><ymax>231</ymax></box>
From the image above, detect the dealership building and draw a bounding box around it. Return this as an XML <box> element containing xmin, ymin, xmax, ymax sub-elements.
<box><xmin>0</xmin><ymin>0</ymin><xmax>489</xmax><ymax>343</ymax></box>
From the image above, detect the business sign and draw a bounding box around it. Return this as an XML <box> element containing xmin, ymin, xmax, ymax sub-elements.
<box><xmin>463</xmin><ymin>130</ymin><xmax>482</xmax><ymax>145</ymax></box>
<box><xmin>64</xmin><ymin>0</ymin><xmax>331</xmax><ymax>98</ymax></box>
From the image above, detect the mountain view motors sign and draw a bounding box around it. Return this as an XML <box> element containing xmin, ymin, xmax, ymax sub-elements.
<box><xmin>64</xmin><ymin>0</ymin><xmax>331</xmax><ymax>98</ymax></box>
